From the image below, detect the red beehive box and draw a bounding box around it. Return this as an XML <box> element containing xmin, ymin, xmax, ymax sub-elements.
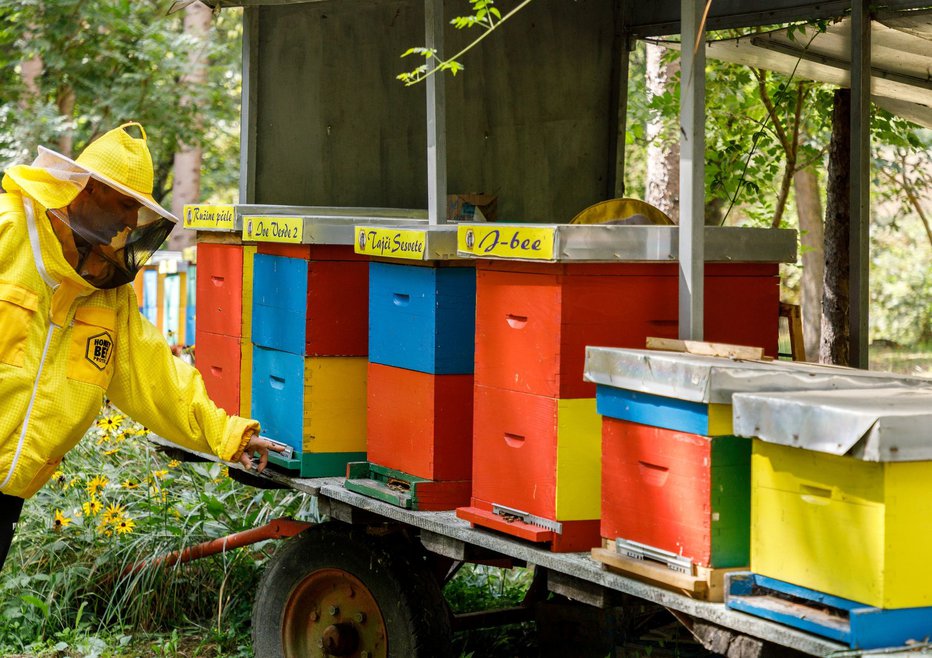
<box><xmin>196</xmin><ymin>243</ymin><xmax>248</xmax><ymax>337</ymax></box>
<box><xmin>366</xmin><ymin>362</ymin><xmax>473</xmax><ymax>481</ymax></box>
<box><xmin>601</xmin><ymin>418</ymin><xmax>751</xmax><ymax>568</ymax></box>
<box><xmin>460</xmin><ymin>383</ymin><xmax>602</xmax><ymax>552</ymax></box>
<box><xmin>251</xmin><ymin>255</ymin><xmax>369</xmax><ymax>356</ymax></box>
<box><xmin>474</xmin><ymin>262</ymin><xmax>779</xmax><ymax>399</ymax></box>
<box><xmin>194</xmin><ymin>329</ymin><xmax>244</xmax><ymax>417</ymax></box>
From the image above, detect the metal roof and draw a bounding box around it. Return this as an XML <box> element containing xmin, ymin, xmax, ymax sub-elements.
<box><xmin>732</xmin><ymin>387</ymin><xmax>932</xmax><ymax>461</ymax></box>
<box><xmin>703</xmin><ymin>9</ymin><xmax>932</xmax><ymax>128</ymax></box>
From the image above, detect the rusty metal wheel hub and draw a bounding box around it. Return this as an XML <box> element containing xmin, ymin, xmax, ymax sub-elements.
<box><xmin>282</xmin><ymin>567</ymin><xmax>387</xmax><ymax>657</ymax></box>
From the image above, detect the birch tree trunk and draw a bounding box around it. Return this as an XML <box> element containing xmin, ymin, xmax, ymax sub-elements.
<box><xmin>56</xmin><ymin>85</ymin><xmax>76</xmax><ymax>157</ymax></box>
<box><xmin>820</xmin><ymin>89</ymin><xmax>850</xmax><ymax>366</ymax></box>
<box><xmin>168</xmin><ymin>1</ymin><xmax>212</xmax><ymax>252</ymax></box>
<box><xmin>21</xmin><ymin>53</ymin><xmax>43</xmax><ymax>101</ymax></box>
<box><xmin>794</xmin><ymin>164</ymin><xmax>824</xmax><ymax>361</ymax></box>
<box><xmin>645</xmin><ymin>42</ymin><xmax>679</xmax><ymax>222</ymax></box>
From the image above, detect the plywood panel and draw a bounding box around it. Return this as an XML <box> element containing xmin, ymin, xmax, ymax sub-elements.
<box><xmin>253</xmin><ymin>0</ymin><xmax>615</xmax><ymax>221</ymax></box>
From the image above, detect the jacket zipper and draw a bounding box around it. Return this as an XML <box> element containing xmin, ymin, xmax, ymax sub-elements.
<box><xmin>0</xmin><ymin>320</ymin><xmax>58</xmax><ymax>490</ymax></box>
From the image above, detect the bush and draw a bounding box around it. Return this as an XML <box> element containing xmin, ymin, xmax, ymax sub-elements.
<box><xmin>0</xmin><ymin>401</ymin><xmax>313</xmax><ymax>656</ymax></box>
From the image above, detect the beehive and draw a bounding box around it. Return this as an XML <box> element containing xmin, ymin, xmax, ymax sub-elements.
<box><xmin>734</xmin><ymin>387</ymin><xmax>932</xmax><ymax>609</ymax></box>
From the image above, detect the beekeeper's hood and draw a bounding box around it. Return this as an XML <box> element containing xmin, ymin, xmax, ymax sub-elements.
<box><xmin>2</xmin><ymin>122</ymin><xmax>177</xmax><ymax>289</ymax></box>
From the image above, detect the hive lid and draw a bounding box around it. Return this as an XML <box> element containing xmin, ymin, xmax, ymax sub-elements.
<box><xmin>183</xmin><ymin>203</ymin><xmax>427</xmax><ymax>241</ymax></box>
<box><xmin>584</xmin><ymin>347</ymin><xmax>930</xmax><ymax>404</ymax></box>
<box><xmin>456</xmin><ymin>224</ymin><xmax>797</xmax><ymax>263</ymax></box>
<box><xmin>732</xmin><ymin>387</ymin><xmax>932</xmax><ymax>461</ymax></box>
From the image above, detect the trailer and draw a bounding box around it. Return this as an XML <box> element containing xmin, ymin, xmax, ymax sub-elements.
<box><xmin>173</xmin><ymin>1</ymin><xmax>932</xmax><ymax>655</ymax></box>
<box><xmin>153</xmin><ymin>434</ymin><xmax>853</xmax><ymax>658</ymax></box>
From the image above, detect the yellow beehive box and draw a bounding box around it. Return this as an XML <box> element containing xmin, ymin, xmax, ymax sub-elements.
<box><xmin>238</xmin><ymin>246</ymin><xmax>256</xmax><ymax>418</ymax></box>
<box><xmin>301</xmin><ymin>356</ymin><xmax>368</xmax><ymax>454</ymax></box>
<box><xmin>738</xmin><ymin>388</ymin><xmax>932</xmax><ymax>609</ymax></box>
<box><xmin>555</xmin><ymin>398</ymin><xmax>602</xmax><ymax>521</ymax></box>
<box><xmin>252</xmin><ymin>347</ymin><xmax>367</xmax><ymax>455</ymax></box>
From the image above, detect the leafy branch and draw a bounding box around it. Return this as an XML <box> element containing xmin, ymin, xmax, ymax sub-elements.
<box><xmin>397</xmin><ymin>0</ymin><xmax>533</xmax><ymax>86</ymax></box>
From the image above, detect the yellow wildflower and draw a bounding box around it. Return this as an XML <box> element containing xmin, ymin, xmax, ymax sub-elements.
<box><xmin>151</xmin><ymin>469</ymin><xmax>168</xmax><ymax>481</ymax></box>
<box><xmin>102</xmin><ymin>503</ymin><xmax>125</xmax><ymax>524</ymax></box>
<box><xmin>96</xmin><ymin>520</ymin><xmax>113</xmax><ymax>538</ymax></box>
<box><xmin>53</xmin><ymin>509</ymin><xmax>72</xmax><ymax>530</ymax></box>
<box><xmin>86</xmin><ymin>475</ymin><xmax>109</xmax><ymax>496</ymax></box>
<box><xmin>115</xmin><ymin>516</ymin><xmax>136</xmax><ymax>535</ymax></box>
<box><xmin>52</xmin><ymin>470</ymin><xmax>63</xmax><ymax>481</ymax></box>
<box><xmin>103</xmin><ymin>447</ymin><xmax>120</xmax><ymax>456</ymax></box>
<box><xmin>121</xmin><ymin>479</ymin><xmax>139</xmax><ymax>490</ymax></box>
<box><xmin>96</xmin><ymin>414</ymin><xmax>124</xmax><ymax>432</ymax></box>
<box><xmin>168</xmin><ymin>460</ymin><xmax>181</xmax><ymax>469</ymax></box>
<box><xmin>82</xmin><ymin>498</ymin><xmax>103</xmax><ymax>516</ymax></box>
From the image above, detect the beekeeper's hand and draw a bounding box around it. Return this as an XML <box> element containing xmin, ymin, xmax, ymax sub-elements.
<box><xmin>239</xmin><ymin>432</ymin><xmax>287</xmax><ymax>473</ymax></box>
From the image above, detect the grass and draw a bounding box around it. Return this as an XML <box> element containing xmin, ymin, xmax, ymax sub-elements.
<box><xmin>869</xmin><ymin>343</ymin><xmax>932</xmax><ymax>377</ymax></box>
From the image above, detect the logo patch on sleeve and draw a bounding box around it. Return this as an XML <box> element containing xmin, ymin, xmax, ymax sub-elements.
<box><xmin>85</xmin><ymin>332</ymin><xmax>114</xmax><ymax>371</ymax></box>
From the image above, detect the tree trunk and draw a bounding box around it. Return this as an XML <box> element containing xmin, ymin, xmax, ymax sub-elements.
<box><xmin>56</xmin><ymin>85</ymin><xmax>76</xmax><ymax>158</ymax></box>
<box><xmin>20</xmin><ymin>23</ymin><xmax>43</xmax><ymax>111</ymax></box>
<box><xmin>644</xmin><ymin>42</ymin><xmax>679</xmax><ymax>222</ymax></box>
<box><xmin>820</xmin><ymin>89</ymin><xmax>850</xmax><ymax>366</ymax></box>
<box><xmin>21</xmin><ymin>55</ymin><xmax>43</xmax><ymax>101</ymax></box>
<box><xmin>794</xmin><ymin>165</ymin><xmax>824</xmax><ymax>362</ymax></box>
<box><xmin>168</xmin><ymin>1</ymin><xmax>212</xmax><ymax>252</ymax></box>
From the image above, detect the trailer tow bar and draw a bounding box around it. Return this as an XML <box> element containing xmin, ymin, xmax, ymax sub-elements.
<box><xmin>124</xmin><ymin>517</ymin><xmax>313</xmax><ymax>575</ymax></box>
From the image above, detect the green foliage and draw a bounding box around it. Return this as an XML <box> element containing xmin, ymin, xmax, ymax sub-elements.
<box><xmin>397</xmin><ymin>0</ymin><xmax>529</xmax><ymax>86</ymax></box>
<box><xmin>0</xmin><ymin>402</ymin><xmax>312</xmax><ymax>656</ymax></box>
<box><xmin>0</xmin><ymin>0</ymin><xmax>242</xmax><ymax>206</ymax></box>
<box><xmin>444</xmin><ymin>563</ymin><xmax>532</xmax><ymax>613</ymax></box>
<box><xmin>445</xmin><ymin>565</ymin><xmax>538</xmax><ymax>658</ymax></box>
<box><xmin>870</xmin><ymin>218</ymin><xmax>932</xmax><ymax>346</ymax></box>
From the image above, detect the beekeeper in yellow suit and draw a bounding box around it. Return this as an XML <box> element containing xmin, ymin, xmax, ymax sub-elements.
<box><xmin>0</xmin><ymin>123</ymin><xmax>283</xmax><ymax>571</ymax></box>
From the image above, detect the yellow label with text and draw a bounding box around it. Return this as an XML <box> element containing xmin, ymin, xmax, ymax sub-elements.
<box><xmin>457</xmin><ymin>225</ymin><xmax>556</xmax><ymax>260</ymax></box>
<box><xmin>241</xmin><ymin>216</ymin><xmax>304</xmax><ymax>243</ymax></box>
<box><xmin>183</xmin><ymin>204</ymin><xmax>235</xmax><ymax>230</ymax></box>
<box><xmin>354</xmin><ymin>227</ymin><xmax>427</xmax><ymax>260</ymax></box>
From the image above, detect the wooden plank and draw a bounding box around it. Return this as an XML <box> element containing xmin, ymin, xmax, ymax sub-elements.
<box><xmin>592</xmin><ymin>543</ymin><xmax>743</xmax><ymax>602</ymax></box>
<box><xmin>645</xmin><ymin>336</ymin><xmax>688</xmax><ymax>352</ymax></box>
<box><xmin>646</xmin><ymin>336</ymin><xmax>765</xmax><ymax>360</ymax></box>
<box><xmin>547</xmin><ymin>570</ymin><xmax>616</xmax><ymax>609</ymax></box>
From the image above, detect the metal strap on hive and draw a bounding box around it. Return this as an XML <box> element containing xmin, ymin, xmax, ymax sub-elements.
<box><xmin>492</xmin><ymin>503</ymin><xmax>563</xmax><ymax>534</ymax></box>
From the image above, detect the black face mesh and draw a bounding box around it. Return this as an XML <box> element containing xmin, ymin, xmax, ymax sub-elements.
<box><xmin>48</xmin><ymin>209</ymin><xmax>175</xmax><ymax>289</ymax></box>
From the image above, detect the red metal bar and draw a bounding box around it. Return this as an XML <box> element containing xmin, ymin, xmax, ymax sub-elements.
<box><xmin>125</xmin><ymin>517</ymin><xmax>313</xmax><ymax>575</ymax></box>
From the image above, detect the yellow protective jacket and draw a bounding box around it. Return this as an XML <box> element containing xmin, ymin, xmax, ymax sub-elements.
<box><xmin>0</xmin><ymin>191</ymin><xmax>257</xmax><ymax>499</ymax></box>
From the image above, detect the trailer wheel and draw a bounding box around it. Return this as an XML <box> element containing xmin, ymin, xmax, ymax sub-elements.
<box><xmin>252</xmin><ymin>524</ymin><xmax>452</xmax><ymax>658</ymax></box>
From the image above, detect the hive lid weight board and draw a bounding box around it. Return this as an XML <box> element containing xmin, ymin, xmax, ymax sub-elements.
<box><xmin>733</xmin><ymin>386</ymin><xmax>932</xmax><ymax>462</ymax></box>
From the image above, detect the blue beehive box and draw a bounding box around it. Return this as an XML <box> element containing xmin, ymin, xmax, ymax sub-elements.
<box><xmin>251</xmin><ymin>253</ymin><xmax>368</xmax><ymax>356</ymax></box>
<box><xmin>252</xmin><ymin>254</ymin><xmax>308</xmax><ymax>355</ymax></box>
<box><xmin>368</xmin><ymin>262</ymin><xmax>476</xmax><ymax>374</ymax></box>
<box><xmin>251</xmin><ymin>344</ymin><xmax>367</xmax><ymax>476</ymax></box>
<box><xmin>186</xmin><ymin>263</ymin><xmax>196</xmax><ymax>343</ymax></box>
